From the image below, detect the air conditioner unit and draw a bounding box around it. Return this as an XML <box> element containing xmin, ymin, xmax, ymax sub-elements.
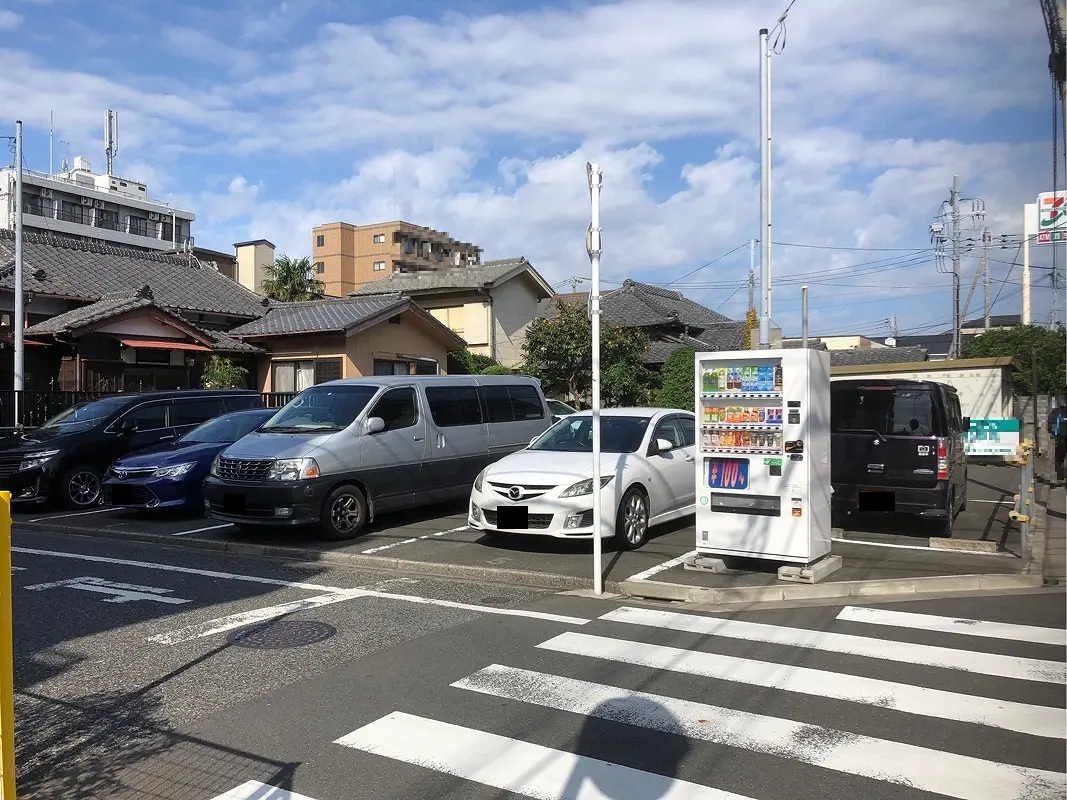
<box><xmin>40</xmin><ymin>188</ymin><xmax>53</xmax><ymax>199</ymax></box>
<box><xmin>93</xmin><ymin>199</ymin><xmax>103</xmax><ymax>208</ymax></box>
<box><xmin>79</xmin><ymin>196</ymin><xmax>93</xmax><ymax>206</ymax></box>
<box><xmin>147</xmin><ymin>212</ymin><xmax>160</xmax><ymax>221</ymax></box>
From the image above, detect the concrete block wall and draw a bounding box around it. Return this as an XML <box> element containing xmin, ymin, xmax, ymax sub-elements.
<box><xmin>1014</xmin><ymin>395</ymin><xmax>1058</xmax><ymax>456</ymax></box>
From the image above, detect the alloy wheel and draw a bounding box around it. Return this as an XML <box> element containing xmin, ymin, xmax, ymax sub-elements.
<box><xmin>68</xmin><ymin>471</ymin><xmax>101</xmax><ymax>506</ymax></box>
<box><xmin>622</xmin><ymin>493</ymin><xmax>648</xmax><ymax>545</ymax></box>
<box><xmin>330</xmin><ymin>493</ymin><xmax>363</xmax><ymax>534</ymax></box>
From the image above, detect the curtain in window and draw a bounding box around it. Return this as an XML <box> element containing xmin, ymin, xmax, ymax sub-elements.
<box><xmin>273</xmin><ymin>361</ymin><xmax>296</xmax><ymax>393</ymax></box>
<box><xmin>296</xmin><ymin>361</ymin><xmax>316</xmax><ymax>390</ymax></box>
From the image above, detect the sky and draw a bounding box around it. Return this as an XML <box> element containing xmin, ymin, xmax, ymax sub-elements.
<box><xmin>0</xmin><ymin>0</ymin><xmax>1063</xmax><ymax>337</ymax></box>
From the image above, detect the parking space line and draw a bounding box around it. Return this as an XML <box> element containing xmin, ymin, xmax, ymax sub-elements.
<box><xmin>969</xmin><ymin>500</ymin><xmax>1014</xmax><ymax>505</ymax></box>
<box><xmin>360</xmin><ymin>525</ymin><xmax>469</xmax><ymax>554</ymax></box>
<box><xmin>625</xmin><ymin>550</ymin><xmax>697</xmax><ymax>582</ymax></box>
<box><xmin>209</xmin><ymin>781</ymin><xmax>321</xmax><ymax>800</ymax></box>
<box><xmin>172</xmin><ymin>523</ymin><xmax>234</xmax><ymax>537</ymax></box>
<box><xmin>27</xmin><ymin>507</ymin><xmax>121</xmax><ymax>523</ymax></box>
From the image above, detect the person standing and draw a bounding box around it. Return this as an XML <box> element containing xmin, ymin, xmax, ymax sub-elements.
<box><xmin>1051</xmin><ymin>404</ymin><xmax>1067</xmax><ymax>482</ymax></box>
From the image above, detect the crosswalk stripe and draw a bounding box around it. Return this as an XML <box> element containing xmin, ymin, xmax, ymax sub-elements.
<box><xmin>836</xmin><ymin>605</ymin><xmax>1067</xmax><ymax>646</ymax></box>
<box><xmin>453</xmin><ymin>664</ymin><xmax>1066</xmax><ymax>800</ymax></box>
<box><xmin>599</xmin><ymin>606</ymin><xmax>1067</xmax><ymax>684</ymax></box>
<box><xmin>207</xmin><ymin>780</ymin><xmax>320</xmax><ymax>799</ymax></box>
<box><xmin>335</xmin><ymin>710</ymin><xmax>751</xmax><ymax>799</ymax></box>
<box><xmin>537</xmin><ymin>631</ymin><xmax>1066</xmax><ymax>739</ymax></box>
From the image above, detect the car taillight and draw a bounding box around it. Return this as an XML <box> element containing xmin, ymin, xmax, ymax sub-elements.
<box><xmin>936</xmin><ymin>437</ymin><xmax>949</xmax><ymax>480</ymax></box>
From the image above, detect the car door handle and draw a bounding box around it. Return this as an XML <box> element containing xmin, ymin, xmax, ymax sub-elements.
<box><xmin>157</xmin><ymin>435</ymin><xmax>175</xmax><ymax>441</ymax></box>
<box><xmin>413</xmin><ymin>435</ymin><xmax>424</xmax><ymax>441</ymax></box>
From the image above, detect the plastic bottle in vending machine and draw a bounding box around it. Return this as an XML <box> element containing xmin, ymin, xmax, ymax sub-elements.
<box><xmin>702</xmin><ymin>429</ymin><xmax>713</xmax><ymax>450</ymax></box>
<box><xmin>701</xmin><ymin>368</ymin><xmax>712</xmax><ymax>393</ymax></box>
<box><xmin>773</xmin><ymin>363</ymin><xmax>783</xmax><ymax>391</ymax></box>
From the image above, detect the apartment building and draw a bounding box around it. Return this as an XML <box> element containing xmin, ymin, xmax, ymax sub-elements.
<box><xmin>310</xmin><ymin>220</ymin><xmax>482</xmax><ymax>296</ymax></box>
<box><xmin>0</xmin><ymin>156</ymin><xmax>195</xmax><ymax>252</ymax></box>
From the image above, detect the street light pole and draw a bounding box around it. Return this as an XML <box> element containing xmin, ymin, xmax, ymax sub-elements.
<box><xmin>758</xmin><ymin>27</ymin><xmax>773</xmax><ymax>350</ymax></box>
<box><xmin>13</xmin><ymin>121</ymin><xmax>24</xmax><ymax>428</ymax></box>
<box><xmin>586</xmin><ymin>163</ymin><xmax>604</xmax><ymax>596</ymax></box>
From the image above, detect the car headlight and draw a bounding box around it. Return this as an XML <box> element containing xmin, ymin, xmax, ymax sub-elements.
<box><xmin>560</xmin><ymin>475</ymin><xmax>614</xmax><ymax>497</ymax></box>
<box><xmin>266</xmin><ymin>457</ymin><xmax>320</xmax><ymax>481</ymax></box>
<box><xmin>210</xmin><ymin>454</ymin><xmax>222</xmax><ymax>477</ymax></box>
<box><xmin>18</xmin><ymin>449</ymin><xmax>60</xmax><ymax>471</ymax></box>
<box><xmin>473</xmin><ymin>468</ymin><xmax>487</xmax><ymax>493</ymax></box>
<box><xmin>152</xmin><ymin>462</ymin><xmax>195</xmax><ymax>478</ymax></box>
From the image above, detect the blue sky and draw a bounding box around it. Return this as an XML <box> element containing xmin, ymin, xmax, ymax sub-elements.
<box><xmin>0</xmin><ymin>0</ymin><xmax>1061</xmax><ymax>336</ymax></box>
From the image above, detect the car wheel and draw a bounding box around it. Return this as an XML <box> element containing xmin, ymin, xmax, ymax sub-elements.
<box><xmin>614</xmin><ymin>487</ymin><xmax>650</xmax><ymax>550</ymax></box>
<box><xmin>59</xmin><ymin>466</ymin><xmax>103</xmax><ymax>509</ymax></box>
<box><xmin>941</xmin><ymin>488</ymin><xmax>955</xmax><ymax>537</ymax></box>
<box><xmin>321</xmin><ymin>484</ymin><xmax>368</xmax><ymax>540</ymax></box>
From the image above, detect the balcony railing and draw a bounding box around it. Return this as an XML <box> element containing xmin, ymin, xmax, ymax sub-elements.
<box><xmin>57</xmin><ymin>208</ymin><xmax>91</xmax><ymax>225</ymax></box>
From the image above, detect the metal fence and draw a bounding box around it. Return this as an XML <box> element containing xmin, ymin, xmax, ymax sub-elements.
<box><xmin>0</xmin><ymin>390</ymin><xmax>297</xmax><ymax>431</ymax></box>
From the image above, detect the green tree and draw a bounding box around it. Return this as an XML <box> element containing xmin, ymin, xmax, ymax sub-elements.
<box><xmin>447</xmin><ymin>348</ymin><xmax>502</xmax><ymax>374</ymax></box>
<box><xmin>742</xmin><ymin>306</ymin><xmax>758</xmax><ymax>350</ymax></box>
<box><xmin>961</xmin><ymin>324</ymin><xmax>1066</xmax><ymax>395</ymax></box>
<box><xmin>260</xmin><ymin>254</ymin><xmax>325</xmax><ymax>301</ymax></box>
<box><xmin>654</xmin><ymin>347</ymin><xmax>695</xmax><ymax>410</ymax></box>
<box><xmin>201</xmin><ymin>356</ymin><xmax>250</xmax><ymax>389</ymax></box>
<box><xmin>481</xmin><ymin>364</ymin><xmax>514</xmax><ymax>375</ymax></box>
<box><xmin>521</xmin><ymin>298</ymin><xmax>653</xmax><ymax>406</ymax></box>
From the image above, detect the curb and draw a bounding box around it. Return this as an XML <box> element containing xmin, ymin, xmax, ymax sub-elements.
<box><xmin>618</xmin><ymin>572</ymin><xmax>1046</xmax><ymax>606</ymax></box>
<box><xmin>17</xmin><ymin>520</ymin><xmax>611</xmax><ymax>593</ymax></box>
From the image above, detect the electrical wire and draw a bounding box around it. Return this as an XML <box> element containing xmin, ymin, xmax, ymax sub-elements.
<box><xmin>662</xmin><ymin>241</ymin><xmax>752</xmax><ymax>287</ymax></box>
<box><xmin>770</xmin><ymin>0</ymin><xmax>799</xmax><ymax>54</ymax></box>
<box><xmin>772</xmin><ymin>241</ymin><xmax>934</xmax><ymax>252</ymax></box>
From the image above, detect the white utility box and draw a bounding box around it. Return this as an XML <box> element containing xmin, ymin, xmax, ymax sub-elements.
<box><xmin>693</xmin><ymin>347</ymin><xmax>832</xmax><ymax>564</ymax></box>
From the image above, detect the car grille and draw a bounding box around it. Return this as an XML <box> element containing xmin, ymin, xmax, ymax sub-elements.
<box><xmin>108</xmin><ymin>484</ymin><xmax>158</xmax><ymax>507</ymax></box>
<box><xmin>0</xmin><ymin>454</ymin><xmax>23</xmax><ymax>479</ymax></box>
<box><xmin>487</xmin><ymin>482</ymin><xmax>557</xmax><ymax>500</ymax></box>
<box><xmin>217</xmin><ymin>458</ymin><xmax>274</xmax><ymax>482</ymax></box>
<box><xmin>109</xmin><ymin>466</ymin><xmax>157</xmax><ymax>479</ymax></box>
<box><xmin>482</xmin><ymin>509</ymin><xmax>553</xmax><ymax>529</ymax></box>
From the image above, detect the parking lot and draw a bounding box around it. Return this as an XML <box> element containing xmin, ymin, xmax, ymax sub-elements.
<box><xmin>12</xmin><ymin>464</ymin><xmax>1029</xmax><ymax>591</ymax></box>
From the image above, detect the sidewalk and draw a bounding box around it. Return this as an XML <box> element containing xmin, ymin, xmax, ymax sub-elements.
<box><xmin>1034</xmin><ymin>456</ymin><xmax>1066</xmax><ymax>583</ymax></box>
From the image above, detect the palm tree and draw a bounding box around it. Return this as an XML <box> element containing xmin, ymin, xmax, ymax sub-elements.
<box><xmin>260</xmin><ymin>254</ymin><xmax>326</xmax><ymax>301</ymax></box>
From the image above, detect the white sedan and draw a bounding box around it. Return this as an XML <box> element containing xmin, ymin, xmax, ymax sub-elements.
<box><xmin>468</xmin><ymin>408</ymin><xmax>696</xmax><ymax>549</ymax></box>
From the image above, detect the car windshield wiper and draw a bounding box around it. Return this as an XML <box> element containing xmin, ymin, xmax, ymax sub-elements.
<box><xmin>262</xmin><ymin>424</ymin><xmax>342</xmax><ymax>433</ymax></box>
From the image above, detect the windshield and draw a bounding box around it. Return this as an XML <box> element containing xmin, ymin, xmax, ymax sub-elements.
<box><xmin>180</xmin><ymin>410</ymin><xmax>275</xmax><ymax>444</ymax></box>
<box><xmin>259</xmin><ymin>384</ymin><xmax>378</xmax><ymax>433</ymax></box>
<box><xmin>531</xmin><ymin>415</ymin><xmax>650</xmax><ymax>453</ymax></box>
<box><xmin>832</xmin><ymin>387</ymin><xmax>939</xmax><ymax>437</ymax></box>
<box><xmin>547</xmin><ymin>400</ymin><xmax>576</xmax><ymax>416</ymax></box>
<box><xmin>38</xmin><ymin>396</ymin><xmax>131</xmax><ymax>431</ymax></box>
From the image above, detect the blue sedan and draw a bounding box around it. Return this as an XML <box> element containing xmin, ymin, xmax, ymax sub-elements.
<box><xmin>102</xmin><ymin>408</ymin><xmax>276</xmax><ymax>511</ymax></box>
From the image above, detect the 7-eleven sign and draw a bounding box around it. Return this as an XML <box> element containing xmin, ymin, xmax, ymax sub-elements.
<box><xmin>1037</xmin><ymin>191</ymin><xmax>1067</xmax><ymax>244</ymax></box>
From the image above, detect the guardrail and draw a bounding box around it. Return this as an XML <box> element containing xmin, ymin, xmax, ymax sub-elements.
<box><xmin>1009</xmin><ymin>438</ymin><xmax>1036</xmax><ymax>555</ymax></box>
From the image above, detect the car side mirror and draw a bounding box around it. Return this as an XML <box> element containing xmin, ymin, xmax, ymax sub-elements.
<box><xmin>655</xmin><ymin>438</ymin><xmax>674</xmax><ymax>454</ymax></box>
<box><xmin>365</xmin><ymin>416</ymin><xmax>386</xmax><ymax>435</ymax></box>
<box><xmin>962</xmin><ymin>416</ymin><xmax>971</xmax><ymax>429</ymax></box>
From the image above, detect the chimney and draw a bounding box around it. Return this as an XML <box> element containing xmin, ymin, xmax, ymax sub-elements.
<box><xmin>233</xmin><ymin>239</ymin><xmax>276</xmax><ymax>295</ymax></box>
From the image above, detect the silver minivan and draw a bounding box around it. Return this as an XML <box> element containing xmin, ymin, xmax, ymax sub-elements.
<box><xmin>202</xmin><ymin>375</ymin><xmax>552</xmax><ymax>539</ymax></box>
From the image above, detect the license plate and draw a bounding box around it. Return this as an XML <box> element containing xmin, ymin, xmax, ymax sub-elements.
<box><xmin>223</xmin><ymin>493</ymin><xmax>246</xmax><ymax>513</ymax></box>
<box><xmin>707</xmin><ymin>458</ymin><xmax>749</xmax><ymax>490</ymax></box>
<box><xmin>496</xmin><ymin>505</ymin><xmax>528</xmax><ymax>529</ymax></box>
<box><xmin>110</xmin><ymin>485</ymin><xmax>132</xmax><ymax>503</ymax></box>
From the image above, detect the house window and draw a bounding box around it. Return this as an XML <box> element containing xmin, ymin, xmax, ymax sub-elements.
<box><xmin>314</xmin><ymin>261</ymin><xmax>325</xmax><ymax>274</ymax></box>
<box><xmin>373</xmin><ymin>261</ymin><xmax>386</xmax><ymax>271</ymax></box>
<box><xmin>22</xmin><ymin>194</ymin><xmax>48</xmax><ymax>217</ymax></box>
<box><xmin>372</xmin><ymin>233</ymin><xmax>386</xmax><ymax>244</ymax></box>
<box><xmin>96</xmin><ymin>209</ymin><xmax>119</xmax><ymax>231</ymax></box>
<box><xmin>373</xmin><ymin>359</ymin><xmax>412</xmax><ymax>376</ymax></box>
<box><xmin>316</xmin><ymin>234</ymin><xmax>325</xmax><ymax>247</ymax></box>
<box><xmin>128</xmin><ymin>216</ymin><xmax>151</xmax><ymax>237</ymax></box>
<box><xmin>271</xmin><ymin>357</ymin><xmax>343</xmax><ymax>393</ymax></box>
<box><xmin>58</xmin><ymin>200</ymin><xmax>89</xmax><ymax>225</ymax></box>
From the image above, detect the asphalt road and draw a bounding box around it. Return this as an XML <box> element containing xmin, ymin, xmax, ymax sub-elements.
<box><xmin>11</xmin><ymin>529</ymin><xmax>1065</xmax><ymax>800</ymax></box>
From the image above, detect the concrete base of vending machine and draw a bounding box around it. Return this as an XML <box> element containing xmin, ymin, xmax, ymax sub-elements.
<box><xmin>776</xmin><ymin>553</ymin><xmax>843</xmax><ymax>584</ymax></box>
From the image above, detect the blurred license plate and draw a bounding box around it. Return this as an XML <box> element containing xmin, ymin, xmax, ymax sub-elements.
<box><xmin>707</xmin><ymin>458</ymin><xmax>749</xmax><ymax>490</ymax></box>
<box><xmin>223</xmin><ymin>493</ymin><xmax>246</xmax><ymax>512</ymax></box>
<box><xmin>496</xmin><ymin>506</ymin><xmax>528</xmax><ymax>529</ymax></box>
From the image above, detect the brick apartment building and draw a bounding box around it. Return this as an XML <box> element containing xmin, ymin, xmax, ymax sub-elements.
<box><xmin>310</xmin><ymin>220</ymin><xmax>482</xmax><ymax>296</ymax></box>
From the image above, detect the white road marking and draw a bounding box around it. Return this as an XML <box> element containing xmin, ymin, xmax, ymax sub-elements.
<box><xmin>360</xmin><ymin>525</ymin><xmax>468</xmax><ymax>554</ymax></box>
<box><xmin>454</xmin><ymin>665</ymin><xmax>1067</xmax><ymax>800</ymax></box>
<box><xmin>969</xmin><ymin>500</ymin><xmax>1014</xmax><ymax>505</ymax></box>
<box><xmin>147</xmin><ymin>590</ymin><xmax>365</xmax><ymax>644</ymax></box>
<box><xmin>831</xmin><ymin>537</ymin><xmax>936</xmax><ymax>551</ymax></box>
<box><xmin>27</xmin><ymin>506</ymin><xmax>120</xmax><ymax>523</ymax></box>
<box><xmin>172</xmin><ymin>523</ymin><xmax>233</xmax><ymax>537</ymax></box>
<box><xmin>208</xmin><ymin>780</ymin><xmax>321</xmax><ymax>800</ymax></box>
<box><xmin>600</xmin><ymin>606</ymin><xmax>1066</xmax><ymax>684</ymax></box>
<box><xmin>538</xmin><ymin>632</ymin><xmax>1065</xmax><ymax>738</ymax></box>
<box><xmin>625</xmin><ymin>549</ymin><xmax>697</xmax><ymax>581</ymax></box>
<box><xmin>24</xmin><ymin>576</ymin><xmax>191</xmax><ymax>604</ymax></box>
<box><xmin>12</xmin><ymin>545</ymin><xmax>592</xmax><ymax>626</ymax></box>
<box><xmin>11</xmin><ymin>567</ymin><xmax>25</xmax><ymax>572</ymax></box>
<box><xmin>336</xmin><ymin>711</ymin><xmax>747</xmax><ymax>800</ymax></box>
<box><xmin>837</xmin><ymin>605</ymin><xmax>1067</xmax><ymax>646</ymax></box>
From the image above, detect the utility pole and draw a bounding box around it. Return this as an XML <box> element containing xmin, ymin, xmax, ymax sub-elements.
<box><xmin>982</xmin><ymin>228</ymin><xmax>991</xmax><ymax>329</ymax></box>
<box><xmin>801</xmin><ymin>285</ymin><xmax>808</xmax><ymax>348</ymax></box>
<box><xmin>747</xmin><ymin>238</ymin><xmax>756</xmax><ymax>313</ymax></box>
<box><xmin>585</xmin><ymin>163</ymin><xmax>604</xmax><ymax>597</ymax></box>
<box><xmin>951</xmin><ymin>175</ymin><xmax>961</xmax><ymax>359</ymax></box>
<box><xmin>931</xmin><ymin>175</ymin><xmax>983</xmax><ymax>359</ymax></box>
<box><xmin>14</xmin><ymin>121</ymin><xmax>24</xmax><ymax>427</ymax></box>
<box><xmin>758</xmin><ymin>27</ymin><xmax>773</xmax><ymax>349</ymax></box>
<box><xmin>104</xmin><ymin>109</ymin><xmax>118</xmax><ymax>176</ymax></box>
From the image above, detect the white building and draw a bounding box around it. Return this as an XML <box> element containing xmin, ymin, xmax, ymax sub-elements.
<box><xmin>0</xmin><ymin>156</ymin><xmax>195</xmax><ymax>252</ymax></box>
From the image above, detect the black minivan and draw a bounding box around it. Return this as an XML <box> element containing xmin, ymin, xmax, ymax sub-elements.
<box><xmin>830</xmin><ymin>379</ymin><xmax>968</xmax><ymax>534</ymax></box>
<box><xmin>0</xmin><ymin>390</ymin><xmax>262</xmax><ymax>509</ymax></box>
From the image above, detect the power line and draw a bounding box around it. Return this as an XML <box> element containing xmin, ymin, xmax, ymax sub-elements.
<box><xmin>773</xmin><ymin>241</ymin><xmax>934</xmax><ymax>252</ymax></box>
<box><xmin>662</xmin><ymin>241</ymin><xmax>752</xmax><ymax>286</ymax></box>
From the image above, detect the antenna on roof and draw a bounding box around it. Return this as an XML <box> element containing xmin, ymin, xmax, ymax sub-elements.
<box><xmin>104</xmin><ymin>109</ymin><xmax>118</xmax><ymax>176</ymax></box>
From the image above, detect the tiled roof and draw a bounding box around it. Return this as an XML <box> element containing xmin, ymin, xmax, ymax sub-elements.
<box><xmin>544</xmin><ymin>281</ymin><xmax>734</xmax><ymax>330</ymax></box>
<box><xmin>204</xmin><ymin>329</ymin><xmax>264</xmax><ymax>354</ymax></box>
<box><xmin>830</xmin><ymin>346</ymin><xmax>929</xmax><ymax>367</ymax></box>
<box><xmin>349</xmin><ymin>257</ymin><xmax>552</xmax><ymax>297</ymax></box>
<box><xmin>0</xmin><ymin>230</ymin><xmax>267</xmax><ymax>319</ymax></box>
<box><xmin>782</xmin><ymin>338</ymin><xmax>829</xmax><ymax>350</ymax></box>
<box><xmin>25</xmin><ymin>288</ymin><xmax>155</xmax><ymax>335</ymax></box>
<box><xmin>644</xmin><ymin>325</ymin><xmax>748</xmax><ymax>364</ymax></box>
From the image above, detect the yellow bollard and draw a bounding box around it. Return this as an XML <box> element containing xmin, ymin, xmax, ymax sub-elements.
<box><xmin>0</xmin><ymin>491</ymin><xmax>14</xmax><ymax>800</ymax></box>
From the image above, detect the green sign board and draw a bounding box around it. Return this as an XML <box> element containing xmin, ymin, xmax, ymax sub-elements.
<box><xmin>763</xmin><ymin>458</ymin><xmax>783</xmax><ymax>466</ymax></box>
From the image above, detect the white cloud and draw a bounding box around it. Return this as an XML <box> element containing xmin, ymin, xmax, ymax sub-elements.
<box><xmin>0</xmin><ymin>10</ymin><xmax>23</xmax><ymax>29</ymax></box>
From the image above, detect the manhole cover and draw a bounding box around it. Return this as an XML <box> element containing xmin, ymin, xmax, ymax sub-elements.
<box><xmin>227</xmin><ymin>620</ymin><xmax>337</xmax><ymax>649</ymax></box>
<box><xmin>478</xmin><ymin>596</ymin><xmax>510</xmax><ymax>606</ymax></box>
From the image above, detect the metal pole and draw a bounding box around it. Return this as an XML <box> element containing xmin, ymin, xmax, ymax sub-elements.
<box><xmin>982</xmin><ymin>228</ymin><xmax>990</xmax><ymax>330</ymax></box>
<box><xmin>801</xmin><ymin>285</ymin><xmax>808</xmax><ymax>348</ymax></box>
<box><xmin>0</xmin><ymin>492</ymin><xmax>13</xmax><ymax>800</ymax></box>
<box><xmin>586</xmin><ymin>163</ymin><xmax>604</xmax><ymax>596</ymax></box>
<box><xmin>13</xmin><ymin>121</ymin><xmax>24</xmax><ymax>430</ymax></box>
<box><xmin>758</xmin><ymin>27</ymin><xmax>772</xmax><ymax>350</ymax></box>
<box><xmin>48</xmin><ymin>110</ymin><xmax>53</xmax><ymax>176</ymax></box>
<box><xmin>171</xmin><ymin>211</ymin><xmax>176</xmax><ymax>249</ymax></box>
<box><xmin>1023</xmin><ymin>203</ymin><xmax>1033</xmax><ymax>325</ymax></box>
<box><xmin>950</xmin><ymin>175</ymin><xmax>960</xmax><ymax>359</ymax></box>
<box><xmin>1032</xmin><ymin>347</ymin><xmax>1040</xmax><ymax>453</ymax></box>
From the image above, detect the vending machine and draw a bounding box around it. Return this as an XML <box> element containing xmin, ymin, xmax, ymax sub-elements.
<box><xmin>693</xmin><ymin>347</ymin><xmax>832</xmax><ymax>564</ymax></box>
